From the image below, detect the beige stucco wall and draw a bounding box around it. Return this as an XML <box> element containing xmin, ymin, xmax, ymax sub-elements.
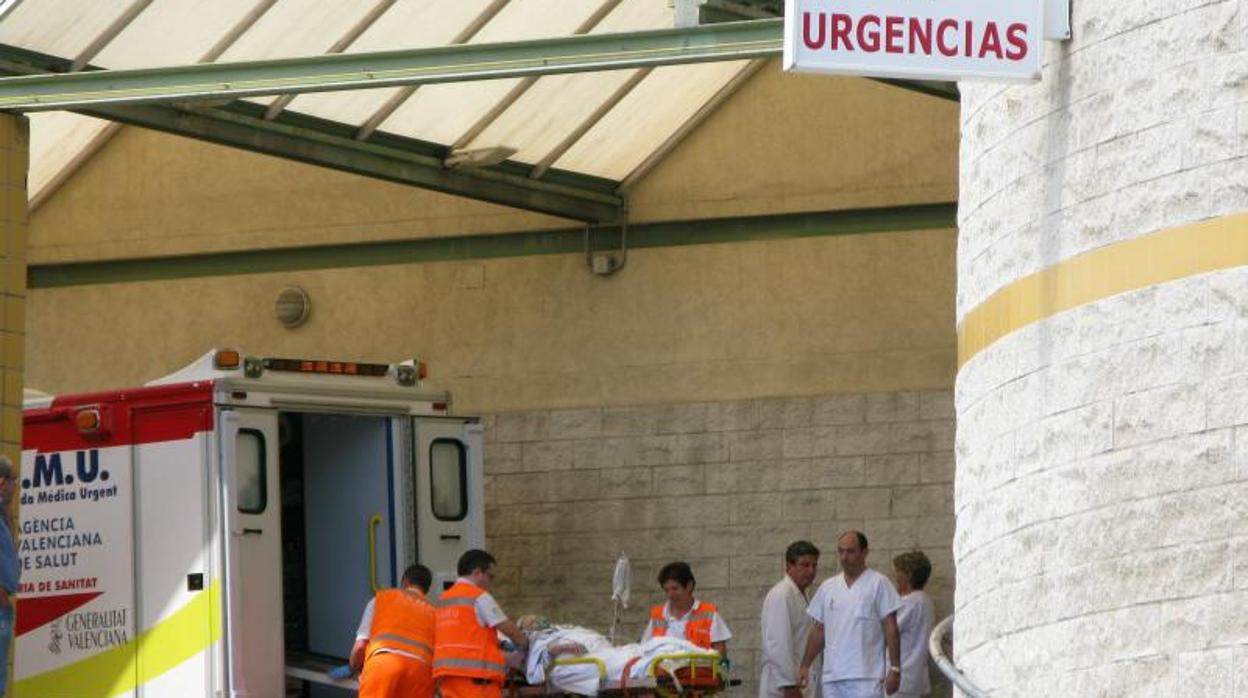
<box><xmin>627</xmin><ymin>70</ymin><xmax>958</xmax><ymax>222</ymax></box>
<box><xmin>25</xmin><ymin>64</ymin><xmax>960</xmax><ymax>407</ymax></box>
<box><xmin>28</xmin><ymin>63</ymin><xmax>957</xmax><ymax>265</ymax></box>
<box><xmin>24</xmin><ymin>228</ymin><xmax>956</xmax><ymax>412</ymax></box>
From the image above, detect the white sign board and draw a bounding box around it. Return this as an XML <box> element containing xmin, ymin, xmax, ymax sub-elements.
<box><xmin>783</xmin><ymin>0</ymin><xmax>1044</xmax><ymax>82</ymax></box>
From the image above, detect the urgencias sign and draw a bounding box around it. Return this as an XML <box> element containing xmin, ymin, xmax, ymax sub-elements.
<box><xmin>783</xmin><ymin>0</ymin><xmax>1044</xmax><ymax>81</ymax></box>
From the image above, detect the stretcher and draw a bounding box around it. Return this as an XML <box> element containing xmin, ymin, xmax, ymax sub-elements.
<box><xmin>508</xmin><ymin>651</ymin><xmax>736</xmax><ymax>697</ymax></box>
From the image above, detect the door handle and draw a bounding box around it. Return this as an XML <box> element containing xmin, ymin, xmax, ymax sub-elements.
<box><xmin>232</xmin><ymin>528</ymin><xmax>263</xmax><ymax>536</ymax></box>
<box><xmin>440</xmin><ymin>534</ymin><xmax>462</xmax><ymax>541</ymax></box>
<box><xmin>368</xmin><ymin>514</ymin><xmax>382</xmax><ymax>593</ymax></box>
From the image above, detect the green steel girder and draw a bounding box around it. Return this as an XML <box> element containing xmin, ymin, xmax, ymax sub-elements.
<box><xmin>0</xmin><ymin>45</ymin><xmax>624</xmax><ymax>222</ymax></box>
<box><xmin>0</xmin><ymin>19</ymin><xmax>785</xmax><ymax>111</ymax></box>
<box><xmin>29</xmin><ymin>203</ymin><xmax>957</xmax><ymax>288</ymax></box>
<box><xmin>85</xmin><ymin>102</ymin><xmax>626</xmax><ymax>222</ymax></box>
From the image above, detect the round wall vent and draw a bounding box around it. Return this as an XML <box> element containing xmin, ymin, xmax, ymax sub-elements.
<box><xmin>275</xmin><ymin>286</ymin><xmax>311</xmax><ymax>328</ymax></box>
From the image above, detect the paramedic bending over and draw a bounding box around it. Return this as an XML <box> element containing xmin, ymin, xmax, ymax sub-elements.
<box><xmin>642</xmin><ymin>561</ymin><xmax>732</xmax><ymax>656</ymax></box>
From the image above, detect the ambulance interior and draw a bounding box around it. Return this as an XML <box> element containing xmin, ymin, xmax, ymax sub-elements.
<box><xmin>274</xmin><ymin>411</ymin><xmax>476</xmax><ymax>697</ymax></box>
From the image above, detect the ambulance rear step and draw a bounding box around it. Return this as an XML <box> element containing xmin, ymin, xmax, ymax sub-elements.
<box><xmin>284</xmin><ymin>650</ymin><xmax>359</xmax><ymax>692</ymax></box>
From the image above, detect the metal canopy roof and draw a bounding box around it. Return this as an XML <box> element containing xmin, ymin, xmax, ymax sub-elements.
<box><xmin>0</xmin><ymin>0</ymin><xmax>953</xmax><ymax>223</ymax></box>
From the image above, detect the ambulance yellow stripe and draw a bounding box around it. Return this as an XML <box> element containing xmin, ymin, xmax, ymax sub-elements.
<box><xmin>15</xmin><ymin>583</ymin><xmax>221</xmax><ymax>698</ymax></box>
<box><xmin>958</xmin><ymin>211</ymin><xmax>1248</xmax><ymax>367</ymax></box>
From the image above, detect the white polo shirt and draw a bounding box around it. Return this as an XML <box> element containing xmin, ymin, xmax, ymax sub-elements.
<box><xmin>807</xmin><ymin>569</ymin><xmax>900</xmax><ymax>683</ymax></box>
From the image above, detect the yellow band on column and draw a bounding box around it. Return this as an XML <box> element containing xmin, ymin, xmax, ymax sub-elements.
<box><xmin>958</xmin><ymin>212</ymin><xmax>1248</xmax><ymax>368</ymax></box>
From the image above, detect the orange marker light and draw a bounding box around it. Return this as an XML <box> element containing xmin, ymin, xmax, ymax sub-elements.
<box><xmin>213</xmin><ymin>349</ymin><xmax>242</xmax><ymax>370</ymax></box>
<box><xmin>75</xmin><ymin>408</ymin><xmax>101</xmax><ymax>433</ymax></box>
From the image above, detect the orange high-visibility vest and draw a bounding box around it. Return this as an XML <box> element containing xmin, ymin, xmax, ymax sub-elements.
<box><xmin>365</xmin><ymin>588</ymin><xmax>436</xmax><ymax>663</ymax></box>
<box><xmin>649</xmin><ymin>601</ymin><xmax>719</xmax><ymax>649</ymax></box>
<box><xmin>433</xmin><ymin>581</ymin><xmax>507</xmax><ymax>682</ymax></box>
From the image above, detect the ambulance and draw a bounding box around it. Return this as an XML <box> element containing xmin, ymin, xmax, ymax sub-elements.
<box><xmin>14</xmin><ymin>349</ymin><xmax>485</xmax><ymax>697</ymax></box>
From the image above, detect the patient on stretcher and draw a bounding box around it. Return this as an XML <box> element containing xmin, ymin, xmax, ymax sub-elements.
<box><xmin>505</xmin><ymin>615</ymin><xmax>720</xmax><ymax>696</ymax></box>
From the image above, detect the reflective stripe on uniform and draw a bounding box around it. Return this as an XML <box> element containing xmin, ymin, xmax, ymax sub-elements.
<box><xmin>438</xmin><ymin>598</ymin><xmax>478</xmax><ymax>608</ymax></box>
<box><xmin>373</xmin><ymin>633</ymin><xmax>433</xmax><ymax>656</ymax></box>
<box><xmin>653</xmin><ymin>611</ymin><xmax>714</xmax><ymax>625</ymax></box>
<box><xmin>433</xmin><ymin>658</ymin><xmax>508</xmax><ymax>673</ymax></box>
<box><xmin>366</xmin><ymin>646</ymin><xmax>428</xmax><ymax>663</ymax></box>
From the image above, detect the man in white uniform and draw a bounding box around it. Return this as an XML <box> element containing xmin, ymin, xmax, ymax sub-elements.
<box><xmin>798</xmin><ymin>531</ymin><xmax>902</xmax><ymax>698</ymax></box>
<box><xmin>759</xmin><ymin>541</ymin><xmax>822</xmax><ymax>698</ymax></box>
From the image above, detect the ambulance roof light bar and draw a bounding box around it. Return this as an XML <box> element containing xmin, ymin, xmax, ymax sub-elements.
<box><xmin>211</xmin><ymin>349</ymin><xmax>426</xmax><ymax>387</ymax></box>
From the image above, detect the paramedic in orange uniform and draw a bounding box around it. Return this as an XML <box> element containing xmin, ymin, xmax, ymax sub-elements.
<box><xmin>642</xmin><ymin>561</ymin><xmax>732</xmax><ymax>656</ymax></box>
<box><xmin>350</xmin><ymin>564</ymin><xmax>437</xmax><ymax>698</ymax></box>
<box><xmin>434</xmin><ymin>549</ymin><xmax>528</xmax><ymax>698</ymax></box>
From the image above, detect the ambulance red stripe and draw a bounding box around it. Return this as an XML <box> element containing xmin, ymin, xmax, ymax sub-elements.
<box><xmin>24</xmin><ymin>381</ymin><xmax>215</xmax><ymax>453</ymax></box>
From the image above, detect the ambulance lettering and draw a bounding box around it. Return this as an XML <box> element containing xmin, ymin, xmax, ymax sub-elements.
<box><xmin>22</xmin><ymin>450</ymin><xmax>117</xmax><ymax>506</ymax></box>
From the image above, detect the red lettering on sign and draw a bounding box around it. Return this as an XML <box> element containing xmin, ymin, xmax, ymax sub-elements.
<box><xmin>936</xmin><ymin>18</ymin><xmax>959</xmax><ymax>56</ymax></box>
<box><xmin>798</xmin><ymin>12</ymin><xmax>1031</xmax><ymax>63</ymax></box>
<box><xmin>831</xmin><ymin>13</ymin><xmax>854</xmax><ymax>50</ymax></box>
<box><xmin>909</xmin><ymin>17</ymin><xmax>933</xmax><ymax>55</ymax></box>
<box><xmin>1005</xmin><ymin>23</ymin><xmax>1029</xmax><ymax>60</ymax></box>
<box><xmin>978</xmin><ymin>21</ymin><xmax>1003</xmax><ymax>59</ymax></box>
<box><xmin>802</xmin><ymin>12</ymin><xmax>827</xmax><ymax>49</ymax></box>
<box><xmin>857</xmin><ymin>14</ymin><xmax>881</xmax><ymax>52</ymax></box>
<box><xmin>885</xmin><ymin>16</ymin><xmax>905</xmax><ymax>53</ymax></box>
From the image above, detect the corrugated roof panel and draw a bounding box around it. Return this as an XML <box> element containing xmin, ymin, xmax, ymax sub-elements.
<box><xmin>219</xmin><ymin>0</ymin><xmax>385</xmax><ymax>106</ymax></box>
<box><xmin>93</xmin><ymin>0</ymin><xmax>257</xmax><ymax>68</ymax></box>
<box><xmin>378</xmin><ymin>0</ymin><xmax>608</xmax><ymax>146</ymax></box>
<box><xmin>4</xmin><ymin>0</ymin><xmax>763</xmax><ymax>207</ymax></box>
<box><xmin>0</xmin><ymin>0</ymin><xmax>131</xmax><ymax>59</ymax></box>
<box><xmin>282</xmin><ymin>0</ymin><xmax>497</xmax><ymax>127</ymax></box>
<box><xmin>466</xmin><ymin>0</ymin><xmax>672</xmax><ymax>164</ymax></box>
<box><xmin>552</xmin><ymin>60</ymin><xmax>751</xmax><ymax>180</ymax></box>
<box><xmin>217</xmin><ymin>0</ymin><xmax>381</xmax><ymax>61</ymax></box>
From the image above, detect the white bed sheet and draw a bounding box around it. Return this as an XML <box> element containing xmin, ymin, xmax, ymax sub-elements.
<box><xmin>526</xmin><ymin>628</ymin><xmax>718</xmax><ymax>696</ymax></box>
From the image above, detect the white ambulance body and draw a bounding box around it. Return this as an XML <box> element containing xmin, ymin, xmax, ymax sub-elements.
<box><xmin>15</xmin><ymin>350</ymin><xmax>484</xmax><ymax>697</ymax></box>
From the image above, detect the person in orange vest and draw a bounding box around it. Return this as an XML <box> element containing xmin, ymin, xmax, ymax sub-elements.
<box><xmin>349</xmin><ymin>563</ymin><xmax>437</xmax><ymax>698</ymax></box>
<box><xmin>642</xmin><ymin>561</ymin><xmax>732</xmax><ymax>656</ymax></box>
<box><xmin>434</xmin><ymin>549</ymin><xmax>529</xmax><ymax>698</ymax></box>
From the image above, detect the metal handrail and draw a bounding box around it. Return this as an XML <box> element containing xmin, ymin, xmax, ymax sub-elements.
<box><xmin>929</xmin><ymin>615</ymin><xmax>991</xmax><ymax>698</ymax></box>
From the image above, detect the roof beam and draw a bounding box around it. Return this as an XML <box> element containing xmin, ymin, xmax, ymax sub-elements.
<box><xmin>0</xmin><ymin>43</ymin><xmax>621</xmax><ymax>221</ymax></box>
<box><xmin>79</xmin><ymin>100</ymin><xmax>625</xmax><ymax>222</ymax></box>
<box><xmin>0</xmin><ymin>19</ymin><xmax>785</xmax><ymax>111</ymax></box>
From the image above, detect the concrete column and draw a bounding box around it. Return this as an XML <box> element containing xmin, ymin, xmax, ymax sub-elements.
<box><xmin>0</xmin><ymin>113</ymin><xmax>26</xmax><ymax>697</ymax></box>
<box><xmin>954</xmin><ymin>2</ymin><xmax>1248</xmax><ymax>696</ymax></box>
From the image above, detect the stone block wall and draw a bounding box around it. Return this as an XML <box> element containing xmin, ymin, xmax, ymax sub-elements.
<box><xmin>480</xmin><ymin>390</ymin><xmax>955</xmax><ymax>696</ymax></box>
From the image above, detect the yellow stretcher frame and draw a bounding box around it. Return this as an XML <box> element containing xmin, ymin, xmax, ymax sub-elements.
<box><xmin>517</xmin><ymin>651</ymin><xmax>724</xmax><ymax>697</ymax></box>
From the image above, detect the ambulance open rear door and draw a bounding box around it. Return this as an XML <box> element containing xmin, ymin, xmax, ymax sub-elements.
<box><xmin>411</xmin><ymin>418</ymin><xmax>484</xmax><ymax>598</ymax></box>
<box><xmin>219</xmin><ymin>408</ymin><xmax>284</xmax><ymax>698</ymax></box>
